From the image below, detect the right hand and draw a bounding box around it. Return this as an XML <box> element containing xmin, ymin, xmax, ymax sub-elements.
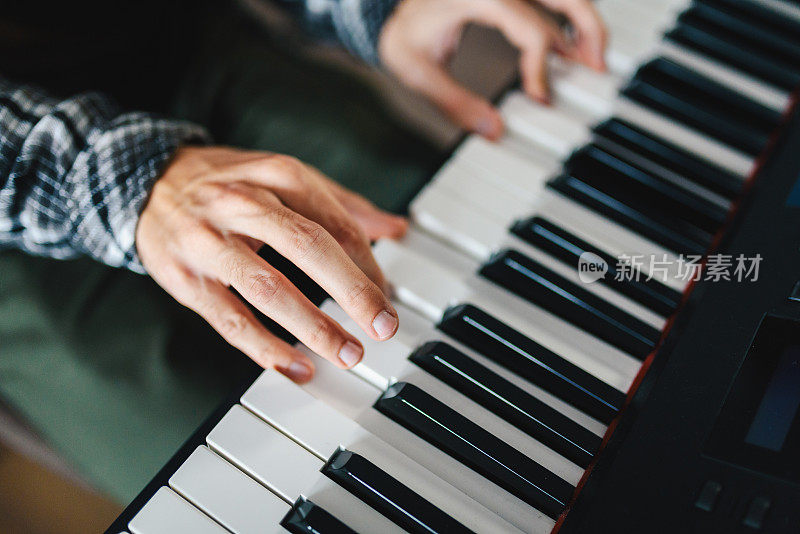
<box><xmin>136</xmin><ymin>146</ymin><xmax>408</xmax><ymax>383</ymax></box>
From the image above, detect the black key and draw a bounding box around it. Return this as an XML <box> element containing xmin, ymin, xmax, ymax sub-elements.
<box><xmin>698</xmin><ymin>0</ymin><xmax>800</xmax><ymax>41</ymax></box>
<box><xmin>668</xmin><ymin>15</ymin><xmax>800</xmax><ymax>91</ymax></box>
<box><xmin>374</xmin><ymin>382</ymin><xmax>574</xmax><ymax>520</ymax></box>
<box><xmin>694</xmin><ymin>0</ymin><xmax>800</xmax><ymax>65</ymax></box>
<box><xmin>438</xmin><ymin>304</ymin><xmax>626</xmax><ymax>424</ymax></box>
<box><xmin>480</xmin><ymin>249</ymin><xmax>661</xmax><ymax>360</ymax></box>
<box><xmin>323</xmin><ymin>449</ymin><xmax>473</xmax><ymax>534</ymax></box>
<box><xmin>512</xmin><ymin>217</ymin><xmax>682</xmax><ymax>317</ymax></box>
<box><xmin>592</xmin><ymin>118</ymin><xmax>742</xmax><ymax>200</ymax></box>
<box><xmin>566</xmin><ymin>144</ymin><xmax>727</xmax><ymax>234</ymax></box>
<box><xmin>410</xmin><ymin>341</ymin><xmax>601</xmax><ymax>468</ymax></box>
<box><xmin>548</xmin><ymin>175</ymin><xmax>708</xmax><ymax>255</ymax></box>
<box><xmin>281</xmin><ymin>497</ymin><xmax>358</xmax><ymax>534</ymax></box>
<box><xmin>623</xmin><ymin>58</ymin><xmax>781</xmax><ymax>155</ymax></box>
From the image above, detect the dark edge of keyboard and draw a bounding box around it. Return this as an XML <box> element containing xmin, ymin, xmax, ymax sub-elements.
<box><xmin>104</xmin><ymin>74</ymin><xmax>518</xmax><ymax>534</ymax></box>
<box><xmin>556</xmin><ymin>96</ymin><xmax>800</xmax><ymax>533</ymax></box>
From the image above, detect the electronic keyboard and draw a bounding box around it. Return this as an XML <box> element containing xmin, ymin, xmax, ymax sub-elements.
<box><xmin>107</xmin><ymin>0</ymin><xmax>800</xmax><ymax>532</ymax></box>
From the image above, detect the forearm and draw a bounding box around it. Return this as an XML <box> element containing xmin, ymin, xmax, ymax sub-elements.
<box><xmin>274</xmin><ymin>0</ymin><xmax>400</xmax><ymax>63</ymax></box>
<box><xmin>0</xmin><ymin>78</ymin><xmax>210</xmax><ymax>273</ymax></box>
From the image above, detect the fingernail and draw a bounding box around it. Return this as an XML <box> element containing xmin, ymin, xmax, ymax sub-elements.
<box><xmin>339</xmin><ymin>340</ymin><xmax>363</xmax><ymax>368</ymax></box>
<box><xmin>282</xmin><ymin>361</ymin><xmax>313</xmax><ymax>382</ymax></box>
<box><xmin>372</xmin><ymin>310</ymin><xmax>398</xmax><ymax>340</ymax></box>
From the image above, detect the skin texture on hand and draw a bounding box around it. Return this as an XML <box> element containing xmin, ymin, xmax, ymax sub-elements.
<box><xmin>379</xmin><ymin>0</ymin><xmax>607</xmax><ymax>140</ymax></box>
<box><xmin>135</xmin><ymin>146</ymin><xmax>408</xmax><ymax>383</ymax></box>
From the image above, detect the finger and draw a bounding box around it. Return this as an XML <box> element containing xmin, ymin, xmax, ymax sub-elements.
<box><xmin>216</xmin><ymin>242</ymin><xmax>366</xmax><ymax>369</ymax></box>
<box><xmin>519</xmin><ymin>47</ymin><xmax>551</xmax><ymax>105</ymax></box>
<box><xmin>239</xmin><ymin>160</ymin><xmax>391</xmax><ymax>293</ymax></box>
<box><xmin>474</xmin><ymin>0</ymin><xmax>562</xmax><ymax>103</ymax></box>
<box><xmin>205</xmin><ymin>190</ymin><xmax>399</xmax><ymax>342</ymax></box>
<box><xmin>398</xmin><ymin>55</ymin><xmax>504</xmax><ymax>140</ymax></box>
<box><xmin>321</xmin><ymin>177</ymin><xmax>408</xmax><ymax>240</ymax></box>
<box><xmin>341</xmin><ymin>195</ymin><xmax>409</xmax><ymax>241</ymax></box>
<box><xmin>170</xmin><ymin>270</ymin><xmax>315</xmax><ymax>383</ymax></box>
<box><xmin>534</xmin><ymin>0</ymin><xmax>607</xmax><ymax>70</ymax></box>
<box><xmin>293</xmin><ymin>167</ymin><xmax>396</xmax><ymax>287</ymax></box>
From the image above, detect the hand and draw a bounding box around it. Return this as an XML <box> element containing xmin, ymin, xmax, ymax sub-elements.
<box><xmin>136</xmin><ymin>146</ymin><xmax>408</xmax><ymax>383</ymax></box>
<box><xmin>379</xmin><ymin>0</ymin><xmax>607</xmax><ymax>140</ymax></box>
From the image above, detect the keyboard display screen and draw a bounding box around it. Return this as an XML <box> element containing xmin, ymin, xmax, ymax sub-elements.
<box><xmin>705</xmin><ymin>316</ymin><xmax>800</xmax><ymax>482</ymax></box>
<box><xmin>744</xmin><ymin>345</ymin><xmax>800</xmax><ymax>452</ymax></box>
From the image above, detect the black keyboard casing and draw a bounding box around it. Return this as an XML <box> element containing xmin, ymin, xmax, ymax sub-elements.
<box><xmin>560</xmin><ymin>104</ymin><xmax>800</xmax><ymax>534</ymax></box>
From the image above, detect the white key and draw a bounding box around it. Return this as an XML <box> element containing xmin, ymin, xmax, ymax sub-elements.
<box><xmin>398</xmin><ymin>225</ymin><xmax>666</xmax><ymax>332</ymax></box>
<box><xmin>373</xmin><ymin>238</ymin><xmax>640</xmax><ymax>391</ymax></box>
<box><xmin>600</xmin><ymin>0</ymin><xmax>679</xmax><ymax>31</ymax></box>
<box><xmin>359</xmin><ymin>291</ymin><xmax>609</xmax><ymax>436</ymax></box>
<box><xmin>429</xmin><ymin>158</ymin><xmax>534</xmax><ymax>216</ymax></box>
<box><xmin>612</xmin><ymin>98</ymin><xmax>755</xmax><ymax>177</ymax></box>
<box><xmin>501</xmin><ymin>89</ymin><xmax>754</xmax><ymax>178</ymax></box>
<box><xmin>207</xmin><ymin>404</ymin><xmax>402</xmax><ymax>533</ymax></box>
<box><xmin>500</xmin><ymin>92</ymin><xmax>593</xmax><ymax>159</ymax></box>
<box><xmin>411</xmin><ymin>182</ymin><xmax>688</xmax><ymax>292</ymax></box>
<box><xmin>242</xmin><ymin>371</ymin><xmax>526</xmax><ymax>534</ymax></box>
<box><xmin>603</xmin><ymin>19</ymin><xmax>660</xmax><ymax>76</ymax></box>
<box><xmin>534</xmin><ymin>190</ymin><xmax>687</xmax><ymax>291</ymax></box>
<box><xmin>242</xmin><ymin>371</ymin><xmax>359</xmax><ymax>460</ymax></box>
<box><xmin>360</xmin><ymin>292</ymin><xmax>609</xmax><ymax>436</ymax></box>
<box><xmin>129</xmin><ymin>487</ymin><xmax>226</xmax><ymax>534</ymax></box>
<box><xmin>597</xmin><ymin>0</ymin><xmax>692</xmax><ymax>18</ymax></box>
<box><xmin>170</xmin><ymin>446</ymin><xmax>288</xmax><ymax>534</ymax></box>
<box><xmin>434</xmin><ymin>151</ymin><xmax>730</xmax><ymax>260</ymax></box>
<box><xmin>409</xmin><ymin>224</ymin><xmax>666</xmax><ymax>330</ymax></box>
<box><xmin>452</xmin><ymin>135</ymin><xmax>560</xmax><ymax>199</ymax></box>
<box><xmin>321</xmin><ymin>301</ymin><xmax>586</xmax><ymax>485</ymax></box>
<box><xmin>410</xmin><ymin>185</ymin><xmax>505</xmax><ymax>261</ymax></box>
<box><xmin>207</xmin><ymin>405</ymin><xmax>322</xmax><ymax>503</ymax></box>
<box><xmin>548</xmin><ymin>56</ymin><xmax>620</xmax><ymax>117</ymax></box>
<box><xmin>293</xmin><ymin>352</ymin><xmax>557</xmax><ymax>533</ymax></box>
<box><xmin>552</xmin><ymin>11</ymin><xmax>788</xmax><ymax>117</ymax></box>
<box><xmin>510</xmin><ymin>63</ymin><xmax>755</xmax><ymax>178</ymax></box>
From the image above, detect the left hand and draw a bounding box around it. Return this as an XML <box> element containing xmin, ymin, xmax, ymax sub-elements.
<box><xmin>378</xmin><ymin>0</ymin><xmax>607</xmax><ymax>140</ymax></box>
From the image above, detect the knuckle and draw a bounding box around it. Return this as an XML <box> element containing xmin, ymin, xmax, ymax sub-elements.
<box><xmin>249</xmin><ymin>271</ymin><xmax>283</xmax><ymax>306</ymax></box>
<box><xmin>345</xmin><ymin>279</ymin><xmax>376</xmax><ymax>308</ymax></box>
<box><xmin>220</xmin><ymin>249</ymin><xmax>248</xmax><ymax>285</ymax></box>
<box><xmin>201</xmin><ymin>181</ymin><xmax>262</xmax><ymax>214</ymax></box>
<box><xmin>265</xmin><ymin>154</ymin><xmax>304</xmax><ymax>179</ymax></box>
<box><xmin>193</xmin><ymin>181</ymin><xmax>231</xmax><ymax>206</ymax></box>
<box><xmin>218</xmin><ymin>312</ymin><xmax>250</xmax><ymax>340</ymax></box>
<box><xmin>288</xmin><ymin>217</ymin><xmax>328</xmax><ymax>260</ymax></box>
<box><xmin>306</xmin><ymin>318</ymin><xmax>339</xmax><ymax>349</ymax></box>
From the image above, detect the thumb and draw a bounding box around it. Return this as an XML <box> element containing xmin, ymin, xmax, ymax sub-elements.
<box><xmin>400</xmin><ymin>57</ymin><xmax>504</xmax><ymax>140</ymax></box>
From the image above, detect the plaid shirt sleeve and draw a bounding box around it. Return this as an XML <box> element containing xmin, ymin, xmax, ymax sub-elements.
<box><xmin>0</xmin><ymin>78</ymin><xmax>210</xmax><ymax>273</ymax></box>
<box><xmin>276</xmin><ymin>0</ymin><xmax>401</xmax><ymax>64</ymax></box>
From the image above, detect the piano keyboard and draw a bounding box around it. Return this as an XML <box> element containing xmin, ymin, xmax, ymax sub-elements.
<box><xmin>112</xmin><ymin>0</ymin><xmax>800</xmax><ymax>532</ymax></box>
